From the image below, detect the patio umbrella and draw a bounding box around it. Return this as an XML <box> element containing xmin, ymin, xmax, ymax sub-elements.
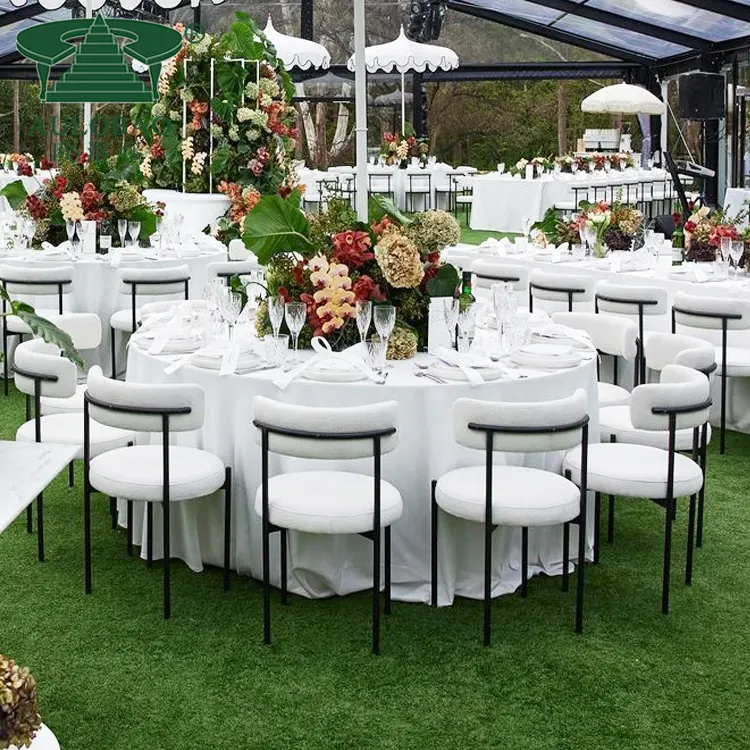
<box><xmin>262</xmin><ymin>17</ymin><xmax>330</xmax><ymax>71</ymax></box>
<box><xmin>346</xmin><ymin>25</ymin><xmax>458</xmax><ymax>133</ymax></box>
<box><xmin>581</xmin><ymin>83</ymin><xmax>665</xmax><ymax>116</ymax></box>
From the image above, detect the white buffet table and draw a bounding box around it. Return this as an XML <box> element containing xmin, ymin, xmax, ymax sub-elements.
<box><xmin>124</xmin><ymin>345</ymin><xmax>599</xmax><ymax>605</ymax></box>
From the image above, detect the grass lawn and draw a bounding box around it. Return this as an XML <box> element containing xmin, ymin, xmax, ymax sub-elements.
<box><xmin>457</xmin><ymin>213</ymin><xmax>516</xmax><ymax>246</ymax></box>
<box><xmin>2</xmin><ymin>384</ymin><xmax>750</xmax><ymax>749</ymax></box>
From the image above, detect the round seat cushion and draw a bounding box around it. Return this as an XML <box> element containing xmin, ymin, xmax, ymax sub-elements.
<box><xmin>598</xmin><ymin>381</ymin><xmax>631</xmax><ymax>408</ymax></box>
<box><xmin>715</xmin><ymin>346</ymin><xmax>750</xmax><ymax>377</ymax></box>
<box><xmin>600</xmin><ymin>405</ymin><xmax>711</xmax><ymax>452</ymax></box>
<box><xmin>436</xmin><ymin>465</ymin><xmax>580</xmax><ymax>526</ymax></box>
<box><xmin>89</xmin><ymin>445</ymin><xmax>226</xmax><ymax>503</ymax></box>
<box><xmin>16</xmin><ymin>413</ymin><xmax>133</xmax><ymax>459</ymax></box>
<box><xmin>110</xmin><ymin>308</ymin><xmax>141</xmax><ymax>332</ymax></box>
<box><xmin>40</xmin><ymin>383</ymin><xmax>86</xmax><ymax>416</ymax></box>
<box><xmin>5</xmin><ymin>310</ymin><xmax>61</xmax><ymax>335</ymax></box>
<box><xmin>563</xmin><ymin>443</ymin><xmax>703</xmax><ymax>499</ymax></box>
<box><xmin>254</xmin><ymin>470</ymin><xmax>403</xmax><ymax>534</ymax></box>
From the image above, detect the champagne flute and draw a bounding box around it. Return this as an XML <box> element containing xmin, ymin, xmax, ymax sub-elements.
<box><xmin>284</xmin><ymin>301</ymin><xmax>307</xmax><ymax>364</ymax></box>
<box><xmin>443</xmin><ymin>298</ymin><xmax>459</xmax><ymax>350</ymax></box>
<box><xmin>268</xmin><ymin>295</ymin><xmax>285</xmax><ymax>337</ymax></box>
<box><xmin>355</xmin><ymin>300</ymin><xmax>372</xmax><ymax>343</ymax></box>
<box><xmin>117</xmin><ymin>219</ymin><xmax>127</xmax><ymax>248</ymax></box>
<box><xmin>128</xmin><ymin>221</ymin><xmax>141</xmax><ymax>248</ymax></box>
<box><xmin>373</xmin><ymin>304</ymin><xmax>396</xmax><ymax>367</ymax></box>
<box><xmin>730</xmin><ymin>241</ymin><xmax>744</xmax><ymax>278</ymax></box>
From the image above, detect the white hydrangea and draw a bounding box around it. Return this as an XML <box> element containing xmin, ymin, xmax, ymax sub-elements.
<box><xmin>244</xmin><ymin>82</ymin><xmax>259</xmax><ymax>100</ymax></box>
<box><xmin>151</xmin><ymin>101</ymin><xmax>167</xmax><ymax>118</ymax></box>
<box><xmin>228</xmin><ymin>126</ymin><xmax>239</xmax><ymax>141</ymax></box>
<box><xmin>247</xmin><ymin>109</ymin><xmax>268</xmax><ymax>129</ymax></box>
<box><xmin>180</xmin><ymin>88</ymin><xmax>194</xmax><ymax>103</ymax></box>
<box><xmin>169</xmin><ymin>110</ymin><xmax>181</xmax><ymax>121</ymax></box>
<box><xmin>210</xmin><ymin>123</ymin><xmax>223</xmax><ymax>139</ymax></box>
<box><xmin>259</xmin><ymin>78</ymin><xmax>279</xmax><ymax>97</ymax></box>
<box><xmin>259</xmin><ymin>94</ymin><xmax>272</xmax><ymax>108</ymax></box>
<box><xmin>246</xmin><ymin>128</ymin><xmax>261</xmax><ymax>142</ymax></box>
<box><xmin>237</xmin><ymin>107</ymin><xmax>253</xmax><ymax>123</ymax></box>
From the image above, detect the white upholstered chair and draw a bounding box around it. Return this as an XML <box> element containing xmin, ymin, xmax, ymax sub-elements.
<box><xmin>529</xmin><ymin>270</ymin><xmax>594</xmax><ymax>313</ymax></box>
<box><xmin>109</xmin><ymin>264</ymin><xmax>191</xmax><ymax>379</ymax></box>
<box><xmin>472</xmin><ymin>260</ymin><xmax>529</xmax><ymax>295</ymax></box>
<box><xmin>252</xmin><ymin>396</ymin><xmax>402</xmax><ymax>655</ymax></box>
<box><xmin>206</xmin><ymin>259</ymin><xmax>260</xmax><ymax>282</ymax></box>
<box><xmin>671</xmin><ymin>291</ymin><xmax>750</xmax><ymax>454</ymax></box>
<box><xmin>83</xmin><ymin>367</ymin><xmax>232</xmax><ymax>618</ymax></box>
<box><xmin>552</xmin><ymin>311</ymin><xmax>638</xmax><ymax>407</ymax></box>
<box><xmin>563</xmin><ymin>365</ymin><xmax>711</xmax><ymax>613</ymax></box>
<box><xmin>13</xmin><ymin>340</ymin><xmax>133</xmax><ymax>561</ymax></box>
<box><xmin>431</xmin><ymin>390</ymin><xmax>590</xmax><ymax>645</ymax></box>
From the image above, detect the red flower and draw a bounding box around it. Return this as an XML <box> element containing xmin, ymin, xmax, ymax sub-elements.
<box><xmin>276</xmin><ymin>286</ymin><xmax>292</xmax><ymax>304</ymax></box>
<box><xmin>352</xmin><ymin>275</ymin><xmax>386</xmax><ymax>302</ymax></box>
<box><xmin>672</xmin><ymin>212</ymin><xmax>682</xmax><ymax>226</ymax></box>
<box><xmin>292</xmin><ymin>261</ymin><xmax>305</xmax><ymax>286</ymax></box>
<box><xmin>17</xmin><ymin>162</ymin><xmax>32</xmax><ymax>177</ymax></box>
<box><xmin>384</xmin><ymin>132</ymin><xmax>396</xmax><ymax>143</ymax></box>
<box><xmin>151</xmin><ymin>137</ymin><xmax>165</xmax><ymax>159</ymax></box>
<box><xmin>371</xmin><ymin>216</ymin><xmax>391</xmax><ymax>236</ymax></box>
<box><xmin>684</xmin><ymin>220</ymin><xmax>697</xmax><ymax>234</ymax></box>
<box><xmin>332</xmin><ymin>230</ymin><xmax>373</xmax><ymax>269</ymax></box>
<box><xmin>278</xmin><ymin>184</ymin><xmax>292</xmax><ymax>199</ymax></box>
<box><xmin>77</xmin><ymin>152</ymin><xmax>89</xmax><ymax>164</ymax></box>
<box><xmin>80</xmin><ymin>181</ymin><xmax>103</xmax><ymax>212</ymax></box>
<box><xmin>39</xmin><ymin>156</ymin><xmax>53</xmax><ymax>170</ymax></box>
<box><xmin>427</xmin><ymin>252</ymin><xmax>441</xmax><ymax>264</ymax></box>
<box><xmin>52</xmin><ymin>176</ymin><xmax>67</xmax><ymax>199</ymax></box>
<box><xmin>25</xmin><ymin>194</ymin><xmax>47</xmax><ymax>221</ymax></box>
<box><xmin>421</xmin><ymin>264</ymin><xmax>439</xmax><ymax>288</ymax></box>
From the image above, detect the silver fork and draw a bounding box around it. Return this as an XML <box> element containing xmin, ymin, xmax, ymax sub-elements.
<box><xmin>414</xmin><ymin>368</ymin><xmax>446</xmax><ymax>384</ymax></box>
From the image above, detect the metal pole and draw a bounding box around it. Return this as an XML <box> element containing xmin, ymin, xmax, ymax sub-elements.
<box><xmin>660</xmin><ymin>79</ymin><xmax>668</xmax><ymax>157</ymax></box>
<box><xmin>83</xmin><ymin>0</ymin><xmax>93</xmax><ymax>158</ymax></box>
<box><xmin>353</xmin><ymin>0</ymin><xmax>368</xmax><ymax>221</ymax></box>
<box><xmin>401</xmin><ymin>70</ymin><xmax>406</xmax><ymax>133</ymax></box>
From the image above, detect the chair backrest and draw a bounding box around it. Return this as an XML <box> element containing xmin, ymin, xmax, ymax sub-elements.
<box><xmin>472</xmin><ymin>260</ymin><xmax>529</xmax><ymax>292</ymax></box>
<box><xmin>595</xmin><ymin>281</ymin><xmax>668</xmax><ymax>317</ymax></box>
<box><xmin>116</xmin><ymin>264</ymin><xmax>191</xmax><ymax>297</ymax></box>
<box><xmin>453</xmin><ymin>389</ymin><xmax>589</xmax><ymax>453</ymax></box>
<box><xmin>369</xmin><ymin>173</ymin><xmax>392</xmax><ymax>192</ymax></box>
<box><xmin>551</xmin><ymin>311</ymin><xmax>637</xmax><ymax>359</ymax></box>
<box><xmin>529</xmin><ymin>270</ymin><xmax>594</xmax><ymax>310</ymax></box>
<box><xmin>252</xmin><ymin>396</ymin><xmax>398</xmax><ymax>459</ymax></box>
<box><xmin>644</xmin><ymin>332</ymin><xmax>715</xmax><ymax>374</ymax></box>
<box><xmin>630</xmin><ymin>364</ymin><xmax>711</xmax><ymax>432</ymax></box>
<box><xmin>441</xmin><ymin>250</ymin><xmax>475</xmax><ymax>272</ymax></box>
<box><xmin>672</xmin><ymin>291</ymin><xmax>750</xmax><ymax>331</ymax></box>
<box><xmin>140</xmin><ymin>299</ymin><xmax>207</xmax><ymax>319</ymax></box>
<box><xmin>0</xmin><ymin>263</ymin><xmax>74</xmax><ymax>297</ymax></box>
<box><xmin>52</xmin><ymin>313</ymin><xmax>102</xmax><ymax>351</ymax></box>
<box><xmin>85</xmin><ymin>365</ymin><xmax>204</xmax><ymax>433</ymax></box>
<box><xmin>207</xmin><ymin>260</ymin><xmax>259</xmax><ymax>280</ymax></box>
<box><xmin>13</xmin><ymin>339</ymin><xmax>77</xmax><ymax>398</ymax></box>
<box><xmin>228</xmin><ymin>238</ymin><xmax>250</xmax><ymax>261</ymax></box>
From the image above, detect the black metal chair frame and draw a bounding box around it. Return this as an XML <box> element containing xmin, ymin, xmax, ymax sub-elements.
<box><xmin>672</xmin><ymin>305</ymin><xmax>741</xmax><ymax>455</ymax></box>
<box><xmin>83</xmin><ymin>391</ymin><xmax>232</xmax><ymax>619</ymax></box>
<box><xmin>406</xmin><ymin>172</ymin><xmax>432</xmax><ymax>213</ymax></box>
<box><xmin>1</xmin><ymin>277</ymin><xmax>70</xmax><ymax>396</ymax></box>
<box><xmin>595</xmin><ymin>293</ymin><xmax>661</xmax><ymax>387</ymax></box>
<box><xmin>594</xmin><ymin>397</ymin><xmax>711</xmax><ymax>615</ymax></box>
<box><xmin>110</xmin><ymin>276</ymin><xmax>190</xmax><ymax>379</ymax></box>
<box><xmin>431</xmin><ymin>416</ymin><xmax>590</xmax><ymax>646</ymax></box>
<box><xmin>254</xmin><ymin>419</ymin><xmax>397</xmax><ymax>655</ymax></box>
<box><xmin>475</xmin><ymin>272</ymin><xmax>525</xmax><ymax>288</ymax></box>
<box><xmin>529</xmin><ymin>282</ymin><xmax>587</xmax><ymax>313</ymax></box>
<box><xmin>368</xmin><ymin>173</ymin><xmax>394</xmax><ymax>202</ymax></box>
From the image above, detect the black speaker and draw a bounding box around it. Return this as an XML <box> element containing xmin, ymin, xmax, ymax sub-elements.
<box><xmin>654</xmin><ymin>214</ymin><xmax>676</xmax><ymax>239</ymax></box>
<box><xmin>678</xmin><ymin>73</ymin><xmax>725</xmax><ymax>120</ymax></box>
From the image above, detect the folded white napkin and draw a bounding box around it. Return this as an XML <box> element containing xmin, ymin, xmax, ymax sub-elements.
<box><xmin>433</xmin><ymin>347</ymin><xmax>487</xmax><ymax>387</ymax></box>
<box><xmin>531</xmin><ymin>324</ymin><xmax>594</xmax><ymax>350</ymax></box>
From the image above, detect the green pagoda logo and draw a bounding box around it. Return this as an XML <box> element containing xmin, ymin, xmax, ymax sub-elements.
<box><xmin>17</xmin><ymin>15</ymin><xmax>182</xmax><ymax>103</ymax></box>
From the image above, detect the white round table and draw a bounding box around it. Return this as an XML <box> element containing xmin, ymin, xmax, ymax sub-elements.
<box><xmin>125</xmin><ymin>345</ymin><xmax>599</xmax><ymax>605</ymax></box>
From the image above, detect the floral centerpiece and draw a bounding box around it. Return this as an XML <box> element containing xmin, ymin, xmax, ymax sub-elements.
<box><xmin>509</xmin><ymin>158</ymin><xmax>528</xmax><ymax>177</ymax></box>
<box><xmin>379</xmin><ymin>133</ymin><xmax>429</xmax><ymax>168</ymax></box>
<box><xmin>130</xmin><ymin>13</ymin><xmax>299</xmax><ymax>241</ymax></box>
<box><xmin>0</xmin><ymin>654</ymin><xmax>41</xmax><ymax>749</ymax></box>
<box><xmin>683</xmin><ymin>204</ymin><xmax>740</xmax><ymax>262</ymax></box>
<box><xmin>0</xmin><ymin>154</ymin><xmax>161</xmax><ymax>247</ymax></box>
<box><xmin>0</xmin><ymin>154</ymin><xmax>34</xmax><ymax>176</ymax></box>
<box><xmin>244</xmin><ymin>195</ymin><xmax>460</xmax><ymax>355</ymax></box>
<box><xmin>603</xmin><ymin>199</ymin><xmax>643</xmax><ymax>251</ymax></box>
<box><xmin>578</xmin><ymin>200</ymin><xmax>611</xmax><ymax>257</ymax></box>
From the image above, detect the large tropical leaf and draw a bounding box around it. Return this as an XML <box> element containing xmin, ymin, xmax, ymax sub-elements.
<box><xmin>0</xmin><ymin>180</ymin><xmax>29</xmax><ymax>210</ymax></box>
<box><xmin>370</xmin><ymin>194</ymin><xmax>411</xmax><ymax>227</ymax></box>
<box><xmin>242</xmin><ymin>195</ymin><xmax>314</xmax><ymax>265</ymax></box>
<box><xmin>426</xmin><ymin>263</ymin><xmax>459</xmax><ymax>297</ymax></box>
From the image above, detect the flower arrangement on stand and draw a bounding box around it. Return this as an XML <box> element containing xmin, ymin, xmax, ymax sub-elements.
<box><xmin>130</xmin><ymin>12</ymin><xmax>299</xmax><ymax>242</ymax></box>
<box><xmin>0</xmin><ymin>653</ymin><xmax>41</xmax><ymax>749</ymax></box>
<box><xmin>379</xmin><ymin>133</ymin><xmax>429</xmax><ymax>168</ymax></box>
<box><xmin>683</xmin><ymin>205</ymin><xmax>741</xmax><ymax>262</ymax></box>
<box><xmin>244</xmin><ymin>195</ymin><xmax>460</xmax><ymax>355</ymax></box>
<box><xmin>0</xmin><ymin>153</ymin><xmax>34</xmax><ymax>176</ymax></box>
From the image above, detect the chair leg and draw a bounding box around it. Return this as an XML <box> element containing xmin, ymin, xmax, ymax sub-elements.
<box><xmin>483</xmin><ymin>516</ymin><xmax>492</xmax><ymax>647</ymax></box>
<box><xmin>720</xmin><ymin>369</ymin><xmax>727</xmax><ymax>455</ymax></box>
<box><xmin>84</xmin><ymin>482</ymin><xmax>92</xmax><ymax>594</ymax></box>
<box><xmin>262</xmin><ymin>515</ymin><xmax>271</xmax><ymax>645</ymax></box>
<box><xmin>562</xmin><ymin>522</ymin><xmax>570</xmax><ymax>592</ymax></box>
<box><xmin>575</xmin><ymin>510</ymin><xmax>586</xmax><ymax>634</ymax></box>
<box><xmin>3</xmin><ymin>326</ymin><xmax>8</xmax><ymax>396</ymax></box>
<box><xmin>607</xmin><ymin>496</ymin><xmax>615</xmax><ymax>544</ymax></box>
<box><xmin>26</xmin><ymin>505</ymin><xmax>32</xmax><ymax>534</ymax></box>
<box><xmin>280</xmin><ymin>528</ymin><xmax>288</xmax><ymax>606</ymax></box>
<box><xmin>686</xmin><ymin>494</ymin><xmax>697</xmax><ymax>586</ymax></box>
<box><xmin>384</xmin><ymin>525</ymin><xmax>392</xmax><ymax>616</ymax></box>
<box><xmin>593</xmin><ymin>492</ymin><xmax>601</xmax><ymax>564</ymax></box>
<box><xmin>126</xmin><ymin>500</ymin><xmax>133</xmax><ymax>557</ymax></box>
<box><xmin>36</xmin><ymin>492</ymin><xmax>44</xmax><ymax>562</ymax></box>
<box><xmin>372</xmin><ymin>521</ymin><xmax>381</xmax><ymax>656</ymax></box>
<box><xmin>147</xmin><ymin>504</ymin><xmax>153</xmax><ymax>567</ymax></box>
<box><xmin>520</xmin><ymin>527</ymin><xmax>528</xmax><ymax>598</ymax></box>
<box><xmin>430</xmin><ymin>479</ymin><xmax>438</xmax><ymax>607</ymax></box>
<box><xmin>697</xmin><ymin>424</ymin><xmax>708</xmax><ymax>548</ymax></box>
<box><xmin>662</xmin><ymin>497</ymin><xmax>674</xmax><ymax>615</ymax></box>
<box><xmin>163</xmin><ymin>498</ymin><xmax>171</xmax><ymax>619</ymax></box>
<box><xmin>110</xmin><ymin>497</ymin><xmax>117</xmax><ymax>530</ymax></box>
<box><xmin>68</xmin><ymin>462</ymin><xmax>74</xmax><ymax>488</ymax></box>
<box><xmin>223</xmin><ymin>467</ymin><xmax>232</xmax><ymax>593</ymax></box>
<box><xmin>110</xmin><ymin>328</ymin><xmax>116</xmax><ymax>380</ymax></box>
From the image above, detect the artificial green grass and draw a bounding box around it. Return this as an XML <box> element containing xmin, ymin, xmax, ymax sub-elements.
<box><xmin>457</xmin><ymin>213</ymin><xmax>515</xmax><ymax>246</ymax></box>
<box><xmin>2</xmin><ymin>384</ymin><xmax>750</xmax><ymax>749</ymax></box>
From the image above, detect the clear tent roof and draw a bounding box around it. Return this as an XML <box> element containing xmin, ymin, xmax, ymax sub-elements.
<box><xmin>0</xmin><ymin>0</ymin><xmax>69</xmax><ymax>61</ymax></box>
<box><xmin>448</xmin><ymin>0</ymin><xmax>750</xmax><ymax>64</ymax></box>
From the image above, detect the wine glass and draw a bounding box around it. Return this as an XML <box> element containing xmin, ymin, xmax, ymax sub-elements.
<box><xmin>65</xmin><ymin>220</ymin><xmax>78</xmax><ymax>255</ymax></box>
<box><xmin>443</xmin><ymin>298</ymin><xmax>459</xmax><ymax>350</ymax></box>
<box><xmin>221</xmin><ymin>289</ymin><xmax>243</xmax><ymax>340</ymax></box>
<box><xmin>456</xmin><ymin>301</ymin><xmax>476</xmax><ymax>353</ymax></box>
<box><xmin>284</xmin><ymin>301</ymin><xmax>307</xmax><ymax>364</ymax></box>
<box><xmin>720</xmin><ymin>236</ymin><xmax>732</xmax><ymax>261</ymax></box>
<box><xmin>128</xmin><ymin>221</ymin><xmax>141</xmax><ymax>248</ymax></box>
<box><xmin>730</xmin><ymin>241</ymin><xmax>744</xmax><ymax>278</ymax></box>
<box><xmin>268</xmin><ymin>295</ymin><xmax>285</xmax><ymax>337</ymax></box>
<box><xmin>355</xmin><ymin>300</ymin><xmax>372</xmax><ymax>343</ymax></box>
<box><xmin>23</xmin><ymin>218</ymin><xmax>36</xmax><ymax>250</ymax></box>
<box><xmin>373</xmin><ymin>304</ymin><xmax>396</xmax><ymax>368</ymax></box>
<box><xmin>521</xmin><ymin>216</ymin><xmax>533</xmax><ymax>239</ymax></box>
<box><xmin>117</xmin><ymin>219</ymin><xmax>127</xmax><ymax>248</ymax></box>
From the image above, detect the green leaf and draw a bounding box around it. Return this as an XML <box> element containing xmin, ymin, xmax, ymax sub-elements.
<box><xmin>210</xmin><ymin>97</ymin><xmax>234</xmax><ymax>123</ymax></box>
<box><xmin>0</xmin><ymin>180</ymin><xmax>29</xmax><ymax>210</ymax></box>
<box><xmin>241</xmin><ymin>195</ymin><xmax>314</xmax><ymax>265</ymax></box>
<box><xmin>426</xmin><ymin>263</ymin><xmax>459</xmax><ymax>297</ymax></box>
<box><xmin>370</xmin><ymin>195</ymin><xmax>411</xmax><ymax>227</ymax></box>
<box><xmin>210</xmin><ymin>146</ymin><xmax>232</xmax><ymax>177</ymax></box>
<box><xmin>530</xmin><ymin>207</ymin><xmax>558</xmax><ymax>242</ymax></box>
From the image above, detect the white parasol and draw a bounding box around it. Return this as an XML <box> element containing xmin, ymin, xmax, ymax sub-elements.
<box><xmin>262</xmin><ymin>17</ymin><xmax>330</xmax><ymax>71</ymax></box>
<box><xmin>581</xmin><ymin>83</ymin><xmax>665</xmax><ymax>116</ymax></box>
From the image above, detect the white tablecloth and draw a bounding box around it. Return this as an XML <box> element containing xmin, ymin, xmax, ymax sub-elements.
<box><xmin>125</xmin><ymin>346</ymin><xmax>599</xmax><ymax>605</ymax></box>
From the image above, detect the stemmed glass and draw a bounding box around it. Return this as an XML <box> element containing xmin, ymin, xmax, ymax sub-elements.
<box><xmin>456</xmin><ymin>300</ymin><xmax>476</xmax><ymax>353</ymax></box>
<box><xmin>521</xmin><ymin>216</ymin><xmax>533</xmax><ymax>239</ymax></box>
<box><xmin>128</xmin><ymin>221</ymin><xmax>141</xmax><ymax>248</ymax></box>
<box><xmin>355</xmin><ymin>300</ymin><xmax>372</xmax><ymax>343</ymax></box>
<box><xmin>268</xmin><ymin>296</ymin><xmax>285</xmax><ymax>338</ymax></box>
<box><xmin>443</xmin><ymin>298</ymin><xmax>459</xmax><ymax>350</ymax></box>
<box><xmin>220</xmin><ymin>289</ymin><xmax>242</xmax><ymax>340</ymax></box>
<box><xmin>729</xmin><ymin>241</ymin><xmax>744</xmax><ymax>278</ymax></box>
<box><xmin>23</xmin><ymin>218</ymin><xmax>36</xmax><ymax>251</ymax></box>
<box><xmin>65</xmin><ymin>220</ymin><xmax>78</xmax><ymax>255</ymax></box>
<box><xmin>117</xmin><ymin>219</ymin><xmax>127</xmax><ymax>248</ymax></box>
<box><xmin>284</xmin><ymin>301</ymin><xmax>307</xmax><ymax>363</ymax></box>
<box><xmin>373</xmin><ymin>304</ymin><xmax>396</xmax><ymax>368</ymax></box>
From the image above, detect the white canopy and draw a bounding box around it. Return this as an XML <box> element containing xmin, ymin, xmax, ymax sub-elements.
<box><xmin>581</xmin><ymin>83</ymin><xmax>665</xmax><ymax>116</ymax></box>
<box><xmin>263</xmin><ymin>18</ymin><xmax>330</xmax><ymax>71</ymax></box>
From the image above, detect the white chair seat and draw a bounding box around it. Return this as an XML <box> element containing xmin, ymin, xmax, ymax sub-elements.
<box><xmin>599</xmin><ymin>405</ymin><xmax>711</xmax><ymax>451</ymax></box>
<box><xmin>16</xmin><ymin>413</ymin><xmax>133</xmax><ymax>459</ymax></box>
<box><xmin>110</xmin><ymin>308</ymin><xmax>141</xmax><ymax>332</ymax></box>
<box><xmin>254</xmin><ymin>470</ymin><xmax>402</xmax><ymax>534</ymax></box>
<box><xmin>563</xmin><ymin>443</ymin><xmax>703</xmax><ymax>499</ymax></box>
<box><xmin>554</xmin><ymin>200</ymin><xmax>577</xmax><ymax>211</ymax></box>
<box><xmin>5</xmin><ymin>310</ymin><xmax>60</xmax><ymax>335</ymax></box>
<box><xmin>715</xmin><ymin>345</ymin><xmax>750</xmax><ymax>376</ymax></box>
<box><xmin>40</xmin><ymin>383</ymin><xmax>86</xmax><ymax>415</ymax></box>
<box><xmin>435</xmin><ymin>465</ymin><xmax>580</xmax><ymax>526</ymax></box>
<box><xmin>598</xmin><ymin>382</ymin><xmax>631</xmax><ymax>408</ymax></box>
<box><xmin>89</xmin><ymin>445</ymin><xmax>225</xmax><ymax>502</ymax></box>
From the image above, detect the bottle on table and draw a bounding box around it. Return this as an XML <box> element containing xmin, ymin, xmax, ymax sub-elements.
<box><xmin>672</xmin><ymin>214</ymin><xmax>684</xmax><ymax>265</ymax></box>
<box><xmin>453</xmin><ymin>270</ymin><xmax>475</xmax><ymax>350</ymax></box>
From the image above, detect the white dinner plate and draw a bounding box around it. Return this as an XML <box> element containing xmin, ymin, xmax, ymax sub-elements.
<box><xmin>520</xmin><ymin>343</ymin><xmax>573</xmax><ymax>357</ymax></box>
<box><xmin>137</xmin><ymin>336</ymin><xmax>202</xmax><ymax>354</ymax></box>
<box><xmin>300</xmin><ymin>364</ymin><xmax>368</xmax><ymax>382</ymax></box>
<box><xmin>428</xmin><ymin>364</ymin><xmax>505</xmax><ymax>382</ymax></box>
<box><xmin>509</xmin><ymin>350</ymin><xmax>582</xmax><ymax>369</ymax></box>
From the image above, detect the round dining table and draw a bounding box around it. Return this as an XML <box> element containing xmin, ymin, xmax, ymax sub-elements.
<box><xmin>124</xmin><ymin>343</ymin><xmax>599</xmax><ymax>605</ymax></box>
